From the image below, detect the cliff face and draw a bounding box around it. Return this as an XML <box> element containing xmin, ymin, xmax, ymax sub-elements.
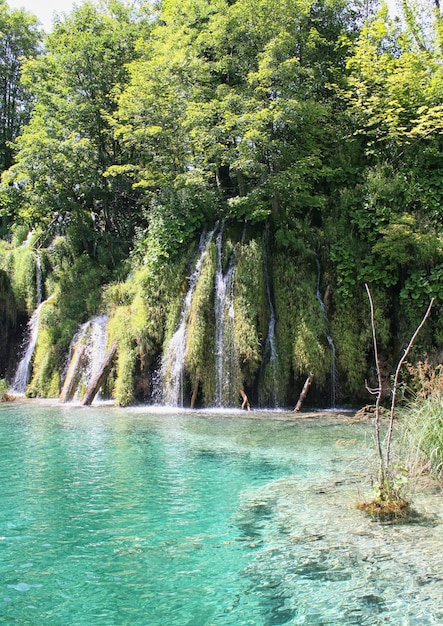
<box><xmin>4</xmin><ymin>221</ymin><xmax>438</xmax><ymax>410</ymax></box>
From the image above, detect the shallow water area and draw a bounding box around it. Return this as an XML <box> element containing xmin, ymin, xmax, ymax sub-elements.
<box><xmin>0</xmin><ymin>403</ymin><xmax>442</xmax><ymax>625</ymax></box>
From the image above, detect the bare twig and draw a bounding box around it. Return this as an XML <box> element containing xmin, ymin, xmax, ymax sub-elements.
<box><xmin>365</xmin><ymin>284</ymin><xmax>385</xmax><ymax>482</ymax></box>
<box><xmin>385</xmin><ymin>298</ymin><xmax>434</xmax><ymax>469</ymax></box>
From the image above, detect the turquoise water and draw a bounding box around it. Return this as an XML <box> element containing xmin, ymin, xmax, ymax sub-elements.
<box><xmin>0</xmin><ymin>404</ymin><xmax>443</xmax><ymax>625</ymax></box>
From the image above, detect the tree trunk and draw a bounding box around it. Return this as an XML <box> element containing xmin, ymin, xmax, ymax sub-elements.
<box><xmin>294</xmin><ymin>375</ymin><xmax>313</xmax><ymax>412</ymax></box>
<box><xmin>59</xmin><ymin>344</ymin><xmax>87</xmax><ymax>403</ymax></box>
<box><xmin>190</xmin><ymin>378</ymin><xmax>199</xmax><ymax>409</ymax></box>
<box><xmin>80</xmin><ymin>342</ymin><xmax>117</xmax><ymax>406</ymax></box>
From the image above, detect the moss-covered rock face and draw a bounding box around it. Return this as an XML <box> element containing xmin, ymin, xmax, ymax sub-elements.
<box><xmin>106</xmin><ymin>252</ymin><xmax>188</xmax><ymax>406</ymax></box>
<box><xmin>234</xmin><ymin>237</ymin><xmax>266</xmax><ymax>391</ymax></box>
<box><xmin>272</xmin><ymin>249</ymin><xmax>333</xmax><ymax>407</ymax></box>
<box><xmin>185</xmin><ymin>240</ymin><xmax>217</xmax><ymax>406</ymax></box>
<box><xmin>5</xmin><ymin>221</ymin><xmax>437</xmax><ymax>408</ymax></box>
<box><xmin>25</xmin><ymin>298</ymin><xmax>60</xmax><ymax>398</ymax></box>
<box><xmin>0</xmin><ymin>267</ymin><xmax>23</xmax><ymax>380</ymax></box>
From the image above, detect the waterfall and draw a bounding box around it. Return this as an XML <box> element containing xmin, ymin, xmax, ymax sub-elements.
<box><xmin>71</xmin><ymin>315</ymin><xmax>108</xmax><ymax>398</ymax></box>
<box><xmin>83</xmin><ymin>315</ymin><xmax>108</xmax><ymax>386</ymax></box>
<box><xmin>12</xmin><ymin>297</ymin><xmax>50</xmax><ymax>394</ymax></box>
<box><xmin>35</xmin><ymin>252</ymin><xmax>43</xmax><ymax>306</ymax></box>
<box><xmin>259</xmin><ymin>230</ymin><xmax>279</xmax><ymax>407</ymax></box>
<box><xmin>161</xmin><ymin>229</ymin><xmax>215</xmax><ymax>406</ymax></box>
<box><xmin>60</xmin><ymin>315</ymin><xmax>108</xmax><ymax>402</ymax></box>
<box><xmin>214</xmin><ymin>229</ymin><xmax>238</xmax><ymax>407</ymax></box>
<box><xmin>315</xmin><ymin>256</ymin><xmax>336</xmax><ymax>407</ymax></box>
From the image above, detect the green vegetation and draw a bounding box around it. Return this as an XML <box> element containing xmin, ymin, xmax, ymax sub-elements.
<box><xmin>0</xmin><ymin>0</ymin><xmax>442</xmax><ymax>416</ymax></box>
<box><xmin>400</xmin><ymin>362</ymin><xmax>443</xmax><ymax>479</ymax></box>
<box><xmin>0</xmin><ymin>378</ymin><xmax>11</xmax><ymax>401</ymax></box>
<box><xmin>403</xmin><ymin>396</ymin><xmax>443</xmax><ymax>480</ymax></box>
<box><xmin>358</xmin><ymin>286</ymin><xmax>434</xmax><ymax>515</ymax></box>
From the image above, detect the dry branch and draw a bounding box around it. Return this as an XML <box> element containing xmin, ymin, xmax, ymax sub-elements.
<box><xmin>59</xmin><ymin>344</ymin><xmax>87</xmax><ymax>403</ymax></box>
<box><xmin>80</xmin><ymin>342</ymin><xmax>117</xmax><ymax>406</ymax></box>
<box><xmin>294</xmin><ymin>374</ymin><xmax>313</xmax><ymax>412</ymax></box>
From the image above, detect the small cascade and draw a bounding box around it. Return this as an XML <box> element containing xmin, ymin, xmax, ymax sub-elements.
<box><xmin>161</xmin><ymin>229</ymin><xmax>215</xmax><ymax>406</ymax></box>
<box><xmin>259</xmin><ymin>231</ymin><xmax>279</xmax><ymax>407</ymax></box>
<box><xmin>12</xmin><ymin>297</ymin><xmax>50</xmax><ymax>394</ymax></box>
<box><xmin>63</xmin><ymin>315</ymin><xmax>108</xmax><ymax>400</ymax></box>
<box><xmin>35</xmin><ymin>252</ymin><xmax>43</xmax><ymax>306</ymax></box>
<box><xmin>82</xmin><ymin>315</ymin><xmax>108</xmax><ymax>386</ymax></box>
<box><xmin>315</xmin><ymin>256</ymin><xmax>336</xmax><ymax>407</ymax></box>
<box><xmin>214</xmin><ymin>229</ymin><xmax>238</xmax><ymax>407</ymax></box>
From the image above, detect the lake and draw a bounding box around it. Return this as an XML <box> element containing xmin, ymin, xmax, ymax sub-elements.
<box><xmin>0</xmin><ymin>403</ymin><xmax>442</xmax><ymax>625</ymax></box>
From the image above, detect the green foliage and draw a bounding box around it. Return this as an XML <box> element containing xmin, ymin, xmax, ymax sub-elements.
<box><xmin>53</xmin><ymin>254</ymin><xmax>109</xmax><ymax>327</ymax></box>
<box><xmin>401</xmin><ymin>393</ymin><xmax>443</xmax><ymax>479</ymax></box>
<box><xmin>233</xmin><ymin>237</ymin><xmax>267</xmax><ymax>386</ymax></box>
<box><xmin>107</xmin><ymin>306</ymin><xmax>136</xmax><ymax>407</ymax></box>
<box><xmin>0</xmin><ymin>2</ymin><xmax>41</xmax><ymax>176</ymax></box>
<box><xmin>372</xmin><ymin>214</ymin><xmax>443</xmax><ymax>272</ymax></box>
<box><xmin>401</xmin><ymin>266</ymin><xmax>443</xmax><ymax>309</ymax></box>
<box><xmin>272</xmin><ymin>248</ymin><xmax>334</xmax><ymax>403</ymax></box>
<box><xmin>132</xmin><ymin>201</ymin><xmax>205</xmax><ymax>267</ymax></box>
<box><xmin>1</xmin><ymin>0</ymin><xmax>142</xmax><ymax>253</ymax></box>
<box><xmin>106</xmin><ymin>251</ymin><xmax>187</xmax><ymax>405</ymax></box>
<box><xmin>26</xmin><ymin>298</ymin><xmax>61</xmax><ymax>397</ymax></box>
<box><xmin>185</xmin><ymin>241</ymin><xmax>217</xmax><ymax>405</ymax></box>
<box><xmin>0</xmin><ymin>378</ymin><xmax>10</xmax><ymax>401</ymax></box>
<box><xmin>292</xmin><ymin>273</ymin><xmax>330</xmax><ymax>387</ymax></box>
<box><xmin>0</xmin><ymin>266</ymin><xmax>16</xmax><ymax>324</ymax></box>
<box><xmin>10</xmin><ymin>238</ymin><xmax>38</xmax><ymax>313</ymax></box>
<box><xmin>272</xmin><ymin>253</ymin><xmax>300</xmax><ymax>404</ymax></box>
<box><xmin>2</xmin><ymin>0</ymin><xmax>443</xmax><ymax>408</ymax></box>
<box><xmin>331</xmin><ymin>298</ymin><xmax>371</xmax><ymax>395</ymax></box>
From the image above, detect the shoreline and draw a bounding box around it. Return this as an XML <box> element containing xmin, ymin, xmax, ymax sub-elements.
<box><xmin>1</xmin><ymin>396</ymin><xmax>359</xmax><ymax>421</ymax></box>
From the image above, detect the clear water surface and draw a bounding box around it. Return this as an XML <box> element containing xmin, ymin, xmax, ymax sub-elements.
<box><xmin>0</xmin><ymin>403</ymin><xmax>442</xmax><ymax>625</ymax></box>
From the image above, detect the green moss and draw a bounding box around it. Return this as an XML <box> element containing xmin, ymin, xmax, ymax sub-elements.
<box><xmin>0</xmin><ymin>379</ymin><xmax>12</xmax><ymax>401</ymax></box>
<box><xmin>105</xmin><ymin>252</ymin><xmax>188</xmax><ymax>405</ymax></box>
<box><xmin>107</xmin><ymin>306</ymin><xmax>136</xmax><ymax>406</ymax></box>
<box><xmin>331</xmin><ymin>299</ymin><xmax>369</xmax><ymax>395</ymax></box>
<box><xmin>272</xmin><ymin>252</ymin><xmax>299</xmax><ymax>405</ymax></box>
<box><xmin>11</xmin><ymin>241</ymin><xmax>38</xmax><ymax>313</ymax></box>
<box><xmin>0</xmin><ymin>268</ymin><xmax>17</xmax><ymax>323</ymax></box>
<box><xmin>234</xmin><ymin>238</ymin><xmax>267</xmax><ymax>387</ymax></box>
<box><xmin>272</xmin><ymin>249</ymin><xmax>336</xmax><ymax>405</ymax></box>
<box><xmin>185</xmin><ymin>240</ymin><xmax>217</xmax><ymax>405</ymax></box>
<box><xmin>27</xmin><ymin>299</ymin><xmax>61</xmax><ymax>398</ymax></box>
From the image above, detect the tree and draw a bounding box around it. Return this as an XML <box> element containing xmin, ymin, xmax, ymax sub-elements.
<box><xmin>0</xmin><ymin>1</ymin><xmax>41</xmax><ymax>233</ymax></box>
<box><xmin>0</xmin><ymin>1</ymin><xmax>41</xmax><ymax>173</ymax></box>
<box><xmin>1</xmin><ymin>1</ymin><xmax>145</xmax><ymax>260</ymax></box>
<box><xmin>112</xmin><ymin>0</ymin><xmax>360</xmax><ymax>259</ymax></box>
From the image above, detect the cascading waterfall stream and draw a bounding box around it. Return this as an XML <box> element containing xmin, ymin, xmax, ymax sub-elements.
<box><xmin>315</xmin><ymin>256</ymin><xmax>336</xmax><ymax>407</ymax></box>
<box><xmin>70</xmin><ymin>315</ymin><xmax>108</xmax><ymax>398</ymax></box>
<box><xmin>214</xmin><ymin>229</ymin><xmax>238</xmax><ymax>407</ymax></box>
<box><xmin>35</xmin><ymin>252</ymin><xmax>42</xmax><ymax>306</ymax></box>
<box><xmin>161</xmin><ymin>229</ymin><xmax>215</xmax><ymax>406</ymax></box>
<box><xmin>82</xmin><ymin>315</ymin><xmax>108</xmax><ymax>387</ymax></box>
<box><xmin>259</xmin><ymin>230</ymin><xmax>279</xmax><ymax>407</ymax></box>
<box><xmin>12</xmin><ymin>296</ymin><xmax>52</xmax><ymax>394</ymax></box>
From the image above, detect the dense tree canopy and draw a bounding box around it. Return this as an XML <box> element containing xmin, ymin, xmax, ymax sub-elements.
<box><xmin>2</xmin><ymin>1</ymin><xmax>146</xmax><ymax>259</ymax></box>
<box><xmin>0</xmin><ymin>0</ymin><xmax>40</xmax><ymax>234</ymax></box>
